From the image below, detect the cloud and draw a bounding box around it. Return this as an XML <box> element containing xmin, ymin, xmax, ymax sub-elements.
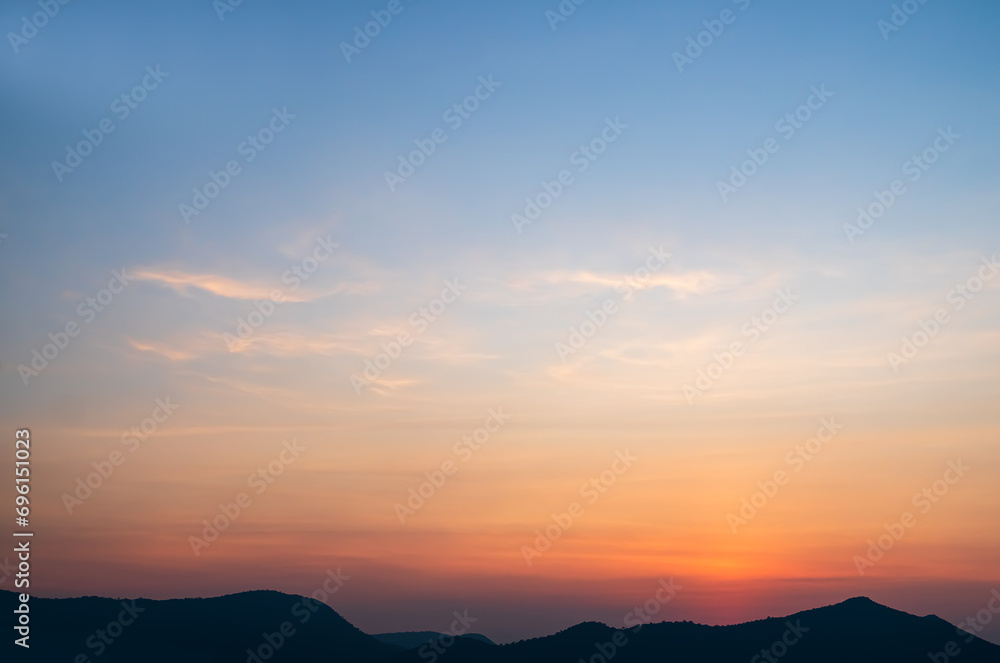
<box><xmin>126</xmin><ymin>338</ymin><xmax>200</xmax><ymax>362</ymax></box>
<box><xmin>359</xmin><ymin>375</ymin><xmax>421</xmax><ymax>397</ymax></box>
<box><xmin>473</xmin><ymin>266</ymin><xmax>745</xmax><ymax>307</ymax></box>
<box><xmin>134</xmin><ymin>268</ymin><xmax>311</xmax><ymax>302</ymax></box>
<box><xmin>134</xmin><ymin>268</ymin><xmax>379</xmax><ymax>303</ymax></box>
<box><xmin>223</xmin><ymin>330</ymin><xmax>364</xmax><ymax>357</ymax></box>
<box><xmin>533</xmin><ymin>268</ymin><xmax>736</xmax><ymax>298</ymax></box>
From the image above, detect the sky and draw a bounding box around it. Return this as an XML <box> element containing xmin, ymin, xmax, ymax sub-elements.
<box><xmin>1</xmin><ymin>0</ymin><xmax>999</xmax><ymax>646</ymax></box>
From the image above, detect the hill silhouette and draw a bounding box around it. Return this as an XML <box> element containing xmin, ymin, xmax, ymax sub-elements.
<box><xmin>372</xmin><ymin>631</ymin><xmax>495</xmax><ymax>649</ymax></box>
<box><xmin>3</xmin><ymin>590</ymin><xmax>997</xmax><ymax>662</ymax></box>
<box><xmin>1</xmin><ymin>589</ymin><xmax>390</xmax><ymax>662</ymax></box>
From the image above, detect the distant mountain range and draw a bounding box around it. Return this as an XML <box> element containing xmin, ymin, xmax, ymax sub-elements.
<box><xmin>3</xmin><ymin>589</ymin><xmax>998</xmax><ymax>662</ymax></box>
<box><xmin>371</xmin><ymin>631</ymin><xmax>496</xmax><ymax>650</ymax></box>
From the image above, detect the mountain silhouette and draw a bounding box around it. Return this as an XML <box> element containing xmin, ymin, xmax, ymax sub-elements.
<box><xmin>3</xmin><ymin>590</ymin><xmax>997</xmax><ymax>662</ymax></box>
<box><xmin>1</xmin><ymin>589</ymin><xmax>390</xmax><ymax>662</ymax></box>
<box><xmin>372</xmin><ymin>631</ymin><xmax>495</xmax><ymax>649</ymax></box>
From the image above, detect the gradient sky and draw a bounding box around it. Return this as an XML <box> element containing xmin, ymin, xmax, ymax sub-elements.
<box><xmin>1</xmin><ymin>0</ymin><xmax>999</xmax><ymax>645</ymax></box>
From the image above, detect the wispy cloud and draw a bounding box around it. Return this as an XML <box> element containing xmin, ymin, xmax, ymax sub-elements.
<box><xmin>134</xmin><ymin>268</ymin><xmax>380</xmax><ymax>302</ymax></box>
<box><xmin>470</xmin><ymin>267</ymin><xmax>746</xmax><ymax>307</ymax></box>
<box><xmin>134</xmin><ymin>269</ymin><xmax>312</xmax><ymax>302</ymax></box>
<box><xmin>222</xmin><ymin>330</ymin><xmax>364</xmax><ymax>357</ymax></box>
<box><xmin>530</xmin><ymin>268</ymin><xmax>737</xmax><ymax>297</ymax></box>
<box><xmin>126</xmin><ymin>337</ymin><xmax>201</xmax><ymax>362</ymax></box>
